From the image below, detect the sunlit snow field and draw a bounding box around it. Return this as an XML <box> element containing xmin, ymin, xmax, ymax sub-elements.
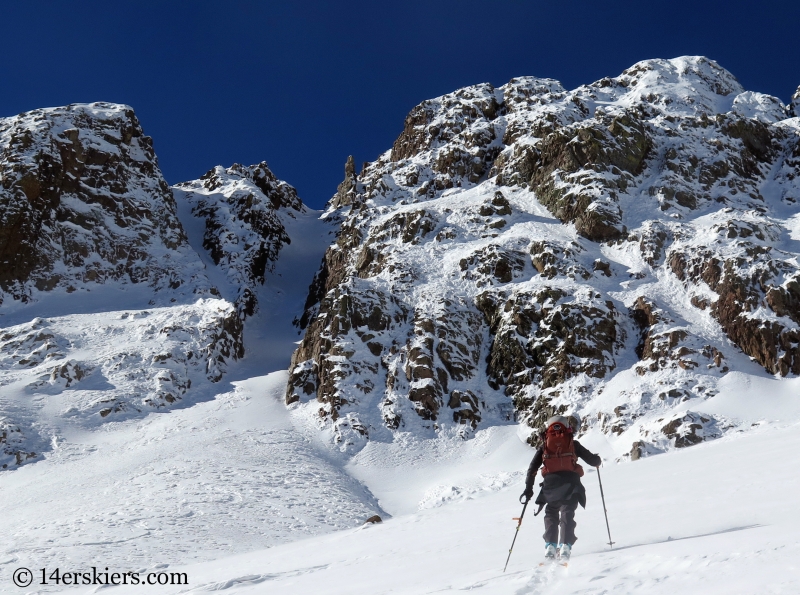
<box><xmin>3</xmin><ymin>358</ymin><xmax>800</xmax><ymax>593</ymax></box>
<box><xmin>111</xmin><ymin>409</ymin><xmax>800</xmax><ymax>595</ymax></box>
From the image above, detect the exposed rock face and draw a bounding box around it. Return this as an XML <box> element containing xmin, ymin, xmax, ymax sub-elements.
<box><xmin>331</xmin><ymin>155</ymin><xmax>360</xmax><ymax>209</ymax></box>
<box><xmin>0</xmin><ymin>419</ymin><xmax>39</xmax><ymax>469</ymax></box>
<box><xmin>666</xmin><ymin>214</ymin><xmax>800</xmax><ymax>377</ymax></box>
<box><xmin>631</xmin><ymin>297</ymin><xmax>728</xmax><ymax>375</ymax></box>
<box><xmin>173</xmin><ymin>162</ymin><xmax>305</xmax><ymax>318</ymax></box>
<box><xmin>0</xmin><ymin>103</ymin><xmax>210</xmax><ymax>305</ymax></box>
<box><xmin>476</xmin><ymin>286</ymin><xmax>621</xmax><ymax>432</ymax></box>
<box><xmin>287</xmin><ymin>56</ymin><xmax>800</xmax><ymax>456</ymax></box>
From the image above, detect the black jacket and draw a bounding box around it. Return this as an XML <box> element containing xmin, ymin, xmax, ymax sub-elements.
<box><xmin>524</xmin><ymin>440</ymin><xmax>601</xmax><ymax>508</ymax></box>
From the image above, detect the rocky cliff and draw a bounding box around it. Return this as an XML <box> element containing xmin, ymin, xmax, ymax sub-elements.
<box><xmin>173</xmin><ymin>162</ymin><xmax>306</xmax><ymax>318</ymax></box>
<box><xmin>0</xmin><ymin>103</ymin><xmax>211</xmax><ymax>306</ymax></box>
<box><xmin>287</xmin><ymin>57</ymin><xmax>800</xmax><ymax>457</ymax></box>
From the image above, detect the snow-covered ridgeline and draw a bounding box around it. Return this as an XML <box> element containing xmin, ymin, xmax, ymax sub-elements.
<box><xmin>288</xmin><ymin>56</ymin><xmax>800</xmax><ymax>458</ymax></box>
<box><xmin>0</xmin><ymin>99</ymin><xmax>331</xmax><ymax>472</ymax></box>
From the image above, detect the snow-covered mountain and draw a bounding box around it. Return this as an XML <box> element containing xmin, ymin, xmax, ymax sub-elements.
<box><xmin>2</xmin><ymin>57</ymin><xmax>800</xmax><ymax>592</ymax></box>
<box><xmin>0</xmin><ymin>103</ymin><xmax>322</xmax><ymax>471</ymax></box>
<box><xmin>0</xmin><ymin>100</ymin><xmax>361</xmax><ymax>576</ymax></box>
<box><xmin>287</xmin><ymin>56</ymin><xmax>800</xmax><ymax>459</ymax></box>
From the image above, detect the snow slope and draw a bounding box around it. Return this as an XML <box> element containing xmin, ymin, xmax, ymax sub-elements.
<box><xmin>51</xmin><ymin>376</ymin><xmax>800</xmax><ymax>595</ymax></box>
<box><xmin>3</xmin><ymin>370</ymin><xmax>799</xmax><ymax>593</ymax></box>
<box><xmin>0</xmin><ymin>299</ymin><xmax>243</xmax><ymax>468</ymax></box>
<box><xmin>0</xmin><ymin>372</ymin><xmax>381</xmax><ymax>581</ymax></box>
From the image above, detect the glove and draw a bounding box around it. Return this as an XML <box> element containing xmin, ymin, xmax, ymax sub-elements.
<box><xmin>520</xmin><ymin>489</ymin><xmax>533</xmax><ymax>504</ymax></box>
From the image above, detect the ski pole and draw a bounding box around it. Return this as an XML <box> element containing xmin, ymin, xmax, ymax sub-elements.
<box><xmin>503</xmin><ymin>498</ymin><xmax>528</xmax><ymax>572</ymax></box>
<box><xmin>596</xmin><ymin>467</ymin><xmax>615</xmax><ymax>548</ymax></box>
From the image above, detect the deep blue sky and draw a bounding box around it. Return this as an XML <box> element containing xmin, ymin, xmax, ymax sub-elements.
<box><xmin>2</xmin><ymin>1</ymin><xmax>799</xmax><ymax>209</ymax></box>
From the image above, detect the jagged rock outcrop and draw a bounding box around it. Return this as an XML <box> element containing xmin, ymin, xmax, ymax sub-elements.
<box><xmin>173</xmin><ymin>162</ymin><xmax>305</xmax><ymax>318</ymax></box>
<box><xmin>331</xmin><ymin>155</ymin><xmax>360</xmax><ymax>209</ymax></box>
<box><xmin>0</xmin><ymin>419</ymin><xmax>39</xmax><ymax>469</ymax></box>
<box><xmin>287</xmin><ymin>56</ymin><xmax>800</xmax><ymax>457</ymax></box>
<box><xmin>0</xmin><ymin>102</ymin><xmax>211</xmax><ymax>305</ymax></box>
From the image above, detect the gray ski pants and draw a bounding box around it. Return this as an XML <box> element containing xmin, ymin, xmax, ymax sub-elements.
<box><xmin>542</xmin><ymin>500</ymin><xmax>578</xmax><ymax>545</ymax></box>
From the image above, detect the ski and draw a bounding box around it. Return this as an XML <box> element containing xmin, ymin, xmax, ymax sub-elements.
<box><xmin>540</xmin><ymin>560</ymin><xmax>569</xmax><ymax>567</ymax></box>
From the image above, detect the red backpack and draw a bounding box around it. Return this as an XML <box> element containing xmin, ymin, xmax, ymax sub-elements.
<box><xmin>541</xmin><ymin>421</ymin><xmax>584</xmax><ymax>477</ymax></box>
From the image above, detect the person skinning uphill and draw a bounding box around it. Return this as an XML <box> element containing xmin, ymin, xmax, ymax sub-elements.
<box><xmin>520</xmin><ymin>413</ymin><xmax>601</xmax><ymax>562</ymax></box>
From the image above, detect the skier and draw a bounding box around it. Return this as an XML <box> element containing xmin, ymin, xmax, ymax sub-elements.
<box><xmin>520</xmin><ymin>413</ymin><xmax>601</xmax><ymax>562</ymax></box>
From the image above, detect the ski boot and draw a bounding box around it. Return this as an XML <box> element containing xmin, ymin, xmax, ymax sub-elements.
<box><xmin>544</xmin><ymin>542</ymin><xmax>557</xmax><ymax>560</ymax></box>
<box><xmin>558</xmin><ymin>543</ymin><xmax>572</xmax><ymax>561</ymax></box>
